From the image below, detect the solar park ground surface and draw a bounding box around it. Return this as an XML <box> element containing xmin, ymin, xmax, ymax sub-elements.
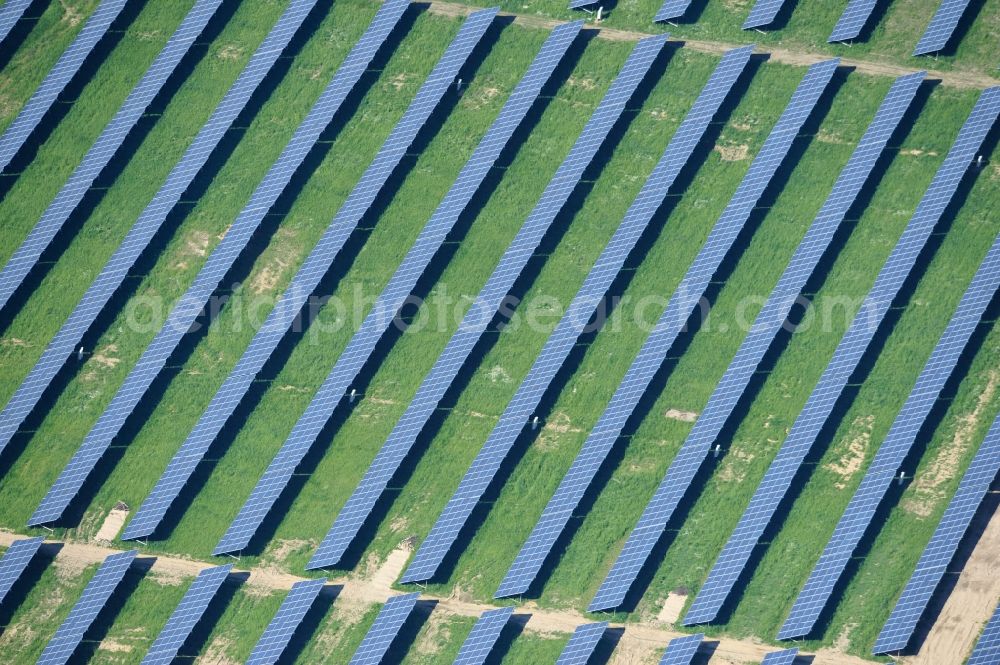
<box><xmin>0</xmin><ymin>0</ymin><xmax>999</xmax><ymax>663</ymax></box>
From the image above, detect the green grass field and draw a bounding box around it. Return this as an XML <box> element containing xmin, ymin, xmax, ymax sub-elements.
<box><xmin>0</xmin><ymin>0</ymin><xmax>998</xmax><ymax>662</ymax></box>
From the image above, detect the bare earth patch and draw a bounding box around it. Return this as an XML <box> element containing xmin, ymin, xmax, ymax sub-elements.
<box><xmin>903</xmin><ymin>370</ymin><xmax>999</xmax><ymax>517</ymax></box>
<box><xmin>717</xmin><ymin>446</ymin><xmax>756</xmax><ymax>483</ymax></box>
<box><xmin>824</xmin><ymin>414</ymin><xmax>875</xmax><ymax>490</ymax></box>
<box><xmin>664</xmin><ymin>408</ymin><xmax>698</xmax><ymax>422</ymax></box>
<box><xmin>217</xmin><ymin>44</ymin><xmax>243</xmax><ymax>61</ymax></box>
<box><xmin>714</xmin><ymin>143</ymin><xmax>749</xmax><ymax>161</ymax></box>
<box><xmin>95</xmin><ymin>505</ymin><xmax>129</xmax><ymax>542</ymax></box>
<box><xmin>656</xmin><ymin>591</ymin><xmax>687</xmax><ymax>624</ymax></box>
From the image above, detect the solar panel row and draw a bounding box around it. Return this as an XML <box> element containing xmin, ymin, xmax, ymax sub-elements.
<box><xmin>743</xmin><ymin>0</ymin><xmax>790</xmax><ymax>29</ymax></box>
<box><xmin>0</xmin><ymin>0</ymin><xmax>225</xmax><ymax>315</ymax></box>
<box><xmin>655</xmin><ymin>0</ymin><xmax>694</xmax><ymax>22</ymax></box>
<box><xmin>26</xmin><ymin>0</ymin><xmax>413</xmax><ymax>527</ymax></box>
<box><xmin>122</xmin><ymin>5</ymin><xmax>500</xmax><ymax>542</ymax></box>
<box><xmin>828</xmin><ymin>0</ymin><xmax>879</xmax><ymax>42</ymax></box>
<box><xmin>781</xmin><ymin>217</ymin><xmax>1000</xmax><ymax>639</ymax></box>
<box><xmin>453</xmin><ymin>606</ymin><xmax>515</xmax><ymax>665</ymax></box>
<box><xmin>914</xmin><ymin>0</ymin><xmax>974</xmax><ymax>55</ymax></box>
<box><xmin>247</xmin><ymin>578</ymin><xmax>328</xmax><ymax>665</ymax></box>
<box><xmin>568</xmin><ymin>0</ymin><xmax>598</xmax><ymax>10</ymax></box>
<box><xmin>0</xmin><ymin>536</ymin><xmax>43</xmax><ymax>607</ymax></box>
<box><xmin>556</xmin><ymin>622</ymin><xmax>608</xmax><ymax>665</ymax></box>
<box><xmin>141</xmin><ymin>564</ymin><xmax>233</xmax><ymax>665</ymax></box>
<box><xmin>307</xmin><ymin>33</ymin><xmax>669</xmax><ymax>571</ymax></box>
<box><xmin>761</xmin><ymin>648</ymin><xmax>799</xmax><ymax>664</ymax></box>
<box><xmin>572</xmin><ymin>59</ymin><xmax>839</xmax><ymax>611</ymax></box>
<box><xmin>659</xmin><ymin>633</ymin><xmax>703</xmax><ymax>665</ymax></box>
<box><xmin>682</xmin><ymin>71</ymin><xmax>927</xmax><ymax>626</ymax></box>
<box><xmin>0</xmin><ymin>0</ymin><xmax>321</xmax><ymax>462</ymax></box>
<box><xmin>874</xmin><ymin>405</ymin><xmax>1000</xmax><ymax>653</ymax></box>
<box><xmin>968</xmin><ymin>603</ymin><xmax>1000</xmax><ymax>665</ymax></box>
<box><xmin>0</xmin><ymin>0</ymin><xmax>130</xmax><ymax>174</ymax></box>
<box><xmin>403</xmin><ymin>44</ymin><xmax>755</xmax><ymax>587</ymax></box>
<box><xmin>37</xmin><ymin>549</ymin><xmax>137</xmax><ymax>665</ymax></box>
<box><xmin>349</xmin><ymin>592</ymin><xmax>420</xmax><ymax>665</ymax></box>
<box><xmin>696</xmin><ymin>85</ymin><xmax>1000</xmax><ymax>642</ymax></box>
<box><xmin>0</xmin><ymin>0</ymin><xmax>34</xmax><ymax>48</ymax></box>
<box><xmin>213</xmin><ymin>18</ymin><xmax>582</xmax><ymax>557</ymax></box>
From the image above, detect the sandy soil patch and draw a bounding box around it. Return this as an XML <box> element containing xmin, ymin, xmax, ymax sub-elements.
<box><xmin>714</xmin><ymin>143</ymin><xmax>750</xmax><ymax>161</ymax></box>
<box><xmin>664</xmin><ymin>408</ymin><xmax>698</xmax><ymax>422</ymax></box>
<box><xmin>217</xmin><ymin>44</ymin><xmax>243</xmax><ymax>61</ymax></box>
<box><xmin>95</xmin><ymin>504</ymin><xmax>129</xmax><ymax>542</ymax></box>
<box><xmin>717</xmin><ymin>446</ymin><xmax>756</xmax><ymax>483</ymax></box>
<box><xmin>656</xmin><ymin>590</ymin><xmax>687</xmax><ymax>624</ymax></box>
<box><xmin>824</xmin><ymin>414</ymin><xmax>875</xmax><ymax>490</ymax></box>
<box><xmin>903</xmin><ymin>370</ymin><xmax>999</xmax><ymax>517</ymax></box>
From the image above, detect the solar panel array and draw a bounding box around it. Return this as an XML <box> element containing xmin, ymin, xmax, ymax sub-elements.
<box><xmin>37</xmin><ymin>549</ymin><xmax>137</xmax><ymax>665</ymax></box>
<box><xmin>26</xmin><ymin>0</ymin><xmax>412</xmax><ymax>527</ymax></box>
<box><xmin>780</xmin><ymin>203</ymin><xmax>1000</xmax><ymax>640</ymax></box>
<box><xmin>0</xmin><ymin>536</ymin><xmax>43</xmax><ymax>607</ymax></box>
<box><xmin>404</xmin><ymin>45</ymin><xmax>754</xmax><ymax>586</ymax></box>
<box><xmin>687</xmin><ymin>85</ymin><xmax>1000</xmax><ymax>641</ymax></box>
<box><xmin>500</xmin><ymin>56</ymin><xmax>837</xmax><ymax>612</ymax></box>
<box><xmin>760</xmin><ymin>648</ymin><xmax>799</xmax><ymax>664</ymax></box>
<box><xmin>556</xmin><ymin>622</ymin><xmax>608</xmax><ymax>664</ymax></box>
<box><xmin>0</xmin><ymin>0</ymin><xmax>321</xmax><ymax>461</ymax></box>
<box><xmin>743</xmin><ymin>0</ymin><xmax>790</xmax><ymax>29</ymax></box>
<box><xmin>968</xmin><ymin>603</ymin><xmax>1000</xmax><ymax>665</ymax></box>
<box><xmin>122</xmin><ymin>6</ymin><xmax>499</xmax><ymax>543</ymax></box>
<box><xmin>828</xmin><ymin>0</ymin><xmax>879</xmax><ymax>42</ymax></box>
<box><xmin>681</xmin><ymin>71</ymin><xmax>927</xmax><ymax>626</ymax></box>
<box><xmin>0</xmin><ymin>0</ymin><xmax>130</xmax><ymax>174</ymax></box>
<box><xmin>655</xmin><ymin>0</ymin><xmax>694</xmax><ymax>22</ymax></box>
<box><xmin>141</xmin><ymin>564</ymin><xmax>232</xmax><ymax>665</ymax></box>
<box><xmin>213</xmin><ymin>19</ymin><xmax>582</xmax><ymax>556</ymax></box>
<box><xmin>247</xmin><ymin>578</ymin><xmax>328</xmax><ymax>665</ymax></box>
<box><xmin>349</xmin><ymin>592</ymin><xmax>420</xmax><ymax>665</ymax></box>
<box><xmin>659</xmin><ymin>633</ymin><xmax>703</xmax><ymax>665</ymax></box>
<box><xmin>913</xmin><ymin>0</ymin><xmax>974</xmax><ymax>55</ymax></box>
<box><xmin>0</xmin><ymin>0</ymin><xmax>35</xmax><ymax>55</ymax></box>
<box><xmin>568</xmin><ymin>0</ymin><xmax>598</xmax><ymax>10</ymax></box>
<box><xmin>0</xmin><ymin>0</ymin><xmax>225</xmax><ymax>315</ymax></box>
<box><xmin>874</xmin><ymin>407</ymin><xmax>1000</xmax><ymax>653</ymax></box>
<box><xmin>307</xmin><ymin>34</ymin><xmax>668</xmax><ymax>571</ymax></box>
<box><xmin>453</xmin><ymin>606</ymin><xmax>515</xmax><ymax>665</ymax></box>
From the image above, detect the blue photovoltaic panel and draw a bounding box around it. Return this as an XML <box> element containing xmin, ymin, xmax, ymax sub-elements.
<box><xmin>307</xmin><ymin>34</ymin><xmax>668</xmax><ymax>570</ymax></box>
<box><xmin>405</xmin><ymin>45</ymin><xmax>753</xmax><ymax>586</ymax></box>
<box><xmin>26</xmin><ymin>0</ymin><xmax>411</xmax><ymax>527</ymax></box>
<box><xmin>212</xmin><ymin>20</ymin><xmax>581</xmax><ymax>555</ymax></box>
<box><xmin>499</xmin><ymin>56</ymin><xmax>846</xmax><ymax>602</ymax></box>
<box><xmin>655</xmin><ymin>0</ymin><xmax>695</xmax><ymax>22</ymax></box>
<box><xmin>761</xmin><ymin>648</ymin><xmax>798</xmax><ymax>664</ymax></box>
<box><xmin>37</xmin><ymin>549</ymin><xmax>137</xmax><ymax>665</ymax></box>
<box><xmin>968</xmin><ymin>604</ymin><xmax>1000</xmax><ymax>665</ymax></box>
<box><xmin>874</xmin><ymin>407</ymin><xmax>1000</xmax><ymax>653</ymax></box>
<box><xmin>659</xmin><ymin>633</ymin><xmax>703</xmax><ymax>665</ymax></box>
<box><xmin>556</xmin><ymin>622</ymin><xmax>608</xmax><ymax>665</ymax></box>
<box><xmin>692</xmin><ymin>85</ymin><xmax>1000</xmax><ymax>639</ymax></box>
<box><xmin>214</xmin><ymin>20</ymin><xmax>582</xmax><ymax>556</ymax></box>
<box><xmin>780</xmin><ymin>194</ymin><xmax>1000</xmax><ymax>639</ymax></box>
<box><xmin>123</xmin><ymin>7</ymin><xmax>500</xmax><ymax>543</ymax></box>
<box><xmin>349</xmin><ymin>592</ymin><xmax>420</xmax><ymax>665</ymax></box>
<box><xmin>829</xmin><ymin>0</ymin><xmax>879</xmax><ymax>42</ymax></box>
<box><xmin>0</xmin><ymin>0</ymin><xmax>224</xmax><ymax>315</ymax></box>
<box><xmin>0</xmin><ymin>0</ymin><xmax>33</xmax><ymax>49</ymax></box>
<box><xmin>743</xmin><ymin>0</ymin><xmax>791</xmax><ymax>29</ymax></box>
<box><xmin>682</xmin><ymin>71</ymin><xmax>927</xmax><ymax>626</ymax></box>
<box><xmin>495</xmin><ymin>57</ymin><xmax>838</xmax><ymax>612</ymax></box>
<box><xmin>568</xmin><ymin>0</ymin><xmax>598</xmax><ymax>9</ymax></box>
<box><xmin>453</xmin><ymin>607</ymin><xmax>515</xmax><ymax>665</ymax></box>
<box><xmin>141</xmin><ymin>564</ymin><xmax>232</xmax><ymax>665</ymax></box>
<box><xmin>0</xmin><ymin>536</ymin><xmax>43</xmax><ymax>607</ymax></box>
<box><xmin>247</xmin><ymin>578</ymin><xmax>328</xmax><ymax>665</ymax></box>
<box><xmin>0</xmin><ymin>0</ymin><xmax>321</xmax><ymax>461</ymax></box>
<box><xmin>0</xmin><ymin>0</ymin><xmax>130</xmax><ymax>174</ymax></box>
<box><xmin>914</xmin><ymin>0</ymin><xmax>973</xmax><ymax>55</ymax></box>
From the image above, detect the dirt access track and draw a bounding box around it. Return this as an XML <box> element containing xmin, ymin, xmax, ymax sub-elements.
<box><xmin>2</xmin><ymin>531</ymin><xmax>878</xmax><ymax>664</ymax></box>
<box><xmin>427</xmin><ymin>0</ymin><xmax>1000</xmax><ymax>91</ymax></box>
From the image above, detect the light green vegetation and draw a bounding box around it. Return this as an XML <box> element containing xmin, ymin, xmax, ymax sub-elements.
<box><xmin>1</xmin><ymin>0</ymin><xmax>998</xmax><ymax>662</ymax></box>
